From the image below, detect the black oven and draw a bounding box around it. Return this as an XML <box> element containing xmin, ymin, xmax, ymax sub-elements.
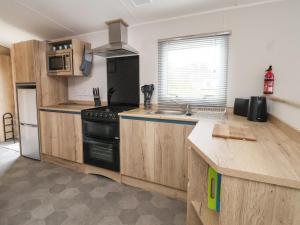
<box><xmin>81</xmin><ymin>56</ymin><xmax>139</xmax><ymax>172</ymax></box>
<box><xmin>82</xmin><ymin>119</ymin><xmax>120</xmax><ymax>171</ymax></box>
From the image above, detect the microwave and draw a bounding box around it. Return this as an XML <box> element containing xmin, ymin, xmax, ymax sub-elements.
<box><xmin>47</xmin><ymin>49</ymin><xmax>73</xmax><ymax>75</ymax></box>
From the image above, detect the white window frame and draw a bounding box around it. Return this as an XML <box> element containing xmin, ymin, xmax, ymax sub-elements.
<box><xmin>157</xmin><ymin>31</ymin><xmax>230</xmax><ymax>110</ymax></box>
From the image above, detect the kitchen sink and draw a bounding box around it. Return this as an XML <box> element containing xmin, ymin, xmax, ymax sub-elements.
<box><xmin>148</xmin><ymin>110</ymin><xmax>186</xmax><ymax>115</ymax></box>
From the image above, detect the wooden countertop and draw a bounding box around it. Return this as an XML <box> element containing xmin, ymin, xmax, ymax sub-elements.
<box><xmin>119</xmin><ymin>108</ymin><xmax>226</xmax><ymax>123</ymax></box>
<box><xmin>39</xmin><ymin>102</ymin><xmax>94</xmax><ymax>113</ymax></box>
<box><xmin>188</xmin><ymin>114</ymin><xmax>300</xmax><ymax>190</ymax></box>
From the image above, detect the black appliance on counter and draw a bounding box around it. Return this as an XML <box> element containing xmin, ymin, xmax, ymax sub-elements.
<box><xmin>234</xmin><ymin>98</ymin><xmax>249</xmax><ymax>117</ymax></box>
<box><xmin>82</xmin><ymin>56</ymin><xmax>139</xmax><ymax>171</ymax></box>
<box><xmin>247</xmin><ymin>96</ymin><xmax>268</xmax><ymax>122</ymax></box>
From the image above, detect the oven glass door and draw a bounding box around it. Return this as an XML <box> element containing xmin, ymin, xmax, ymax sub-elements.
<box><xmin>83</xmin><ymin>137</ymin><xmax>119</xmax><ymax>171</ymax></box>
<box><xmin>83</xmin><ymin>120</ymin><xmax>118</xmax><ymax>139</ymax></box>
<box><xmin>48</xmin><ymin>55</ymin><xmax>65</xmax><ymax>71</ymax></box>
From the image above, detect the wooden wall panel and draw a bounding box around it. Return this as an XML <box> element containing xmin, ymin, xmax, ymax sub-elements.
<box><xmin>0</xmin><ymin>55</ymin><xmax>14</xmax><ymax>142</ymax></box>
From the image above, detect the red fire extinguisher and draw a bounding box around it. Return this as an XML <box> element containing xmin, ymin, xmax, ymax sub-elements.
<box><xmin>263</xmin><ymin>65</ymin><xmax>274</xmax><ymax>94</ymax></box>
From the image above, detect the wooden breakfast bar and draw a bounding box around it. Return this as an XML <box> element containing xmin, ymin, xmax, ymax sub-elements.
<box><xmin>187</xmin><ymin>114</ymin><xmax>300</xmax><ymax>225</ymax></box>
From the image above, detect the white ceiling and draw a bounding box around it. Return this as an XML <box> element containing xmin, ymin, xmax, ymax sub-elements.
<box><xmin>0</xmin><ymin>0</ymin><xmax>278</xmax><ymax>44</ymax></box>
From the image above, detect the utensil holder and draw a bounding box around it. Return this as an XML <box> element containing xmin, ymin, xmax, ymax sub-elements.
<box><xmin>144</xmin><ymin>99</ymin><xmax>151</xmax><ymax>109</ymax></box>
<box><xmin>94</xmin><ymin>97</ymin><xmax>101</xmax><ymax>107</ymax></box>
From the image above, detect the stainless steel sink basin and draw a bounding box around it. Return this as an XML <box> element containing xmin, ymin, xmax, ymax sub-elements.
<box><xmin>148</xmin><ymin>110</ymin><xmax>186</xmax><ymax>115</ymax></box>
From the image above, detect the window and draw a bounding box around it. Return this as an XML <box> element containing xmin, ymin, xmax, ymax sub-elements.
<box><xmin>158</xmin><ymin>32</ymin><xmax>229</xmax><ymax>109</ymax></box>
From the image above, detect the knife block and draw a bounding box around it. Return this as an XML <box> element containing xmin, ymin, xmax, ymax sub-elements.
<box><xmin>94</xmin><ymin>97</ymin><xmax>101</xmax><ymax>107</ymax></box>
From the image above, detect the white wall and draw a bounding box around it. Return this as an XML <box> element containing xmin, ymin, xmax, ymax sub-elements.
<box><xmin>68</xmin><ymin>0</ymin><xmax>300</xmax><ymax>130</ymax></box>
<box><xmin>0</xmin><ymin>19</ymin><xmax>41</xmax><ymax>47</ymax></box>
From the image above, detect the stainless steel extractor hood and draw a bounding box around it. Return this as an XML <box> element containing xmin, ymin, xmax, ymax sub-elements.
<box><xmin>92</xmin><ymin>19</ymin><xmax>138</xmax><ymax>58</ymax></box>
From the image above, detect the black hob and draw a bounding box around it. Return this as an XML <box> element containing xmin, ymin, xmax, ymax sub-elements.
<box><xmin>82</xmin><ymin>106</ymin><xmax>135</xmax><ymax>122</ymax></box>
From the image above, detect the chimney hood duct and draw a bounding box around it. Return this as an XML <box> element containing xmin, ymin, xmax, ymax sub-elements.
<box><xmin>92</xmin><ymin>19</ymin><xmax>138</xmax><ymax>58</ymax></box>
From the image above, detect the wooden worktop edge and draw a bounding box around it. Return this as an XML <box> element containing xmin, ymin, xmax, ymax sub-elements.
<box><xmin>188</xmin><ymin>139</ymin><xmax>300</xmax><ymax>190</ymax></box>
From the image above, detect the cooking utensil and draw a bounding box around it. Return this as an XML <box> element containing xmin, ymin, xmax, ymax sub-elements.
<box><xmin>107</xmin><ymin>88</ymin><xmax>115</xmax><ymax>106</ymax></box>
<box><xmin>141</xmin><ymin>84</ymin><xmax>154</xmax><ymax>109</ymax></box>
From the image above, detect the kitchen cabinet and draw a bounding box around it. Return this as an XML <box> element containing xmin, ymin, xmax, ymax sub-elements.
<box><xmin>120</xmin><ymin>117</ymin><xmax>195</xmax><ymax>191</ymax></box>
<box><xmin>46</xmin><ymin>38</ymin><xmax>91</xmax><ymax>76</ymax></box>
<box><xmin>187</xmin><ymin>147</ymin><xmax>219</xmax><ymax>225</ymax></box>
<box><xmin>188</xmin><ymin>145</ymin><xmax>300</xmax><ymax>225</ymax></box>
<box><xmin>40</xmin><ymin>110</ymin><xmax>83</xmax><ymax>163</ymax></box>
<box><xmin>10</xmin><ymin>40</ymin><xmax>68</xmax><ymax>107</ymax></box>
<box><xmin>187</xmin><ymin>118</ymin><xmax>300</xmax><ymax>225</ymax></box>
<box><xmin>11</xmin><ymin>40</ymin><xmax>40</xmax><ymax>83</ymax></box>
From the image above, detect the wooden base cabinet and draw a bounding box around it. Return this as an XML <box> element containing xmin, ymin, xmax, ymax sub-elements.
<box><xmin>40</xmin><ymin>111</ymin><xmax>83</xmax><ymax>163</ymax></box>
<box><xmin>187</xmin><ymin>147</ymin><xmax>300</xmax><ymax>225</ymax></box>
<box><xmin>120</xmin><ymin>117</ymin><xmax>195</xmax><ymax>191</ymax></box>
<box><xmin>187</xmin><ymin>147</ymin><xmax>219</xmax><ymax>225</ymax></box>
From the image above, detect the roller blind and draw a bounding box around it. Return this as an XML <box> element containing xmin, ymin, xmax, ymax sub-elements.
<box><xmin>158</xmin><ymin>32</ymin><xmax>230</xmax><ymax>109</ymax></box>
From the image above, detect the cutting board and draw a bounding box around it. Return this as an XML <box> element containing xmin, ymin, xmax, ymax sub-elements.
<box><xmin>212</xmin><ymin>124</ymin><xmax>257</xmax><ymax>141</ymax></box>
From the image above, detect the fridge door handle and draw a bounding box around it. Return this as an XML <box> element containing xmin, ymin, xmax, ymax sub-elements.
<box><xmin>20</xmin><ymin>123</ymin><xmax>38</xmax><ymax>128</ymax></box>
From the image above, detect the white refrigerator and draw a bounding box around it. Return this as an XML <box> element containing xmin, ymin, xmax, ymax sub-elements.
<box><xmin>17</xmin><ymin>84</ymin><xmax>40</xmax><ymax>160</ymax></box>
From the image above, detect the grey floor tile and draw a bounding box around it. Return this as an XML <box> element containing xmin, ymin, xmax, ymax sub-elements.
<box><xmin>119</xmin><ymin>209</ymin><xmax>140</xmax><ymax>224</ymax></box>
<box><xmin>0</xmin><ymin>148</ymin><xmax>187</xmax><ymax>225</ymax></box>
<box><xmin>45</xmin><ymin>211</ymin><xmax>68</xmax><ymax>225</ymax></box>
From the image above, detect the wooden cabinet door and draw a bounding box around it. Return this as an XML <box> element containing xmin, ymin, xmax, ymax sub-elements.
<box><xmin>11</xmin><ymin>40</ymin><xmax>39</xmax><ymax>83</ymax></box>
<box><xmin>154</xmin><ymin>122</ymin><xmax>194</xmax><ymax>190</ymax></box>
<box><xmin>40</xmin><ymin>111</ymin><xmax>83</xmax><ymax>163</ymax></box>
<box><xmin>120</xmin><ymin>119</ymin><xmax>156</xmax><ymax>182</ymax></box>
<box><xmin>120</xmin><ymin>118</ymin><xmax>194</xmax><ymax>190</ymax></box>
